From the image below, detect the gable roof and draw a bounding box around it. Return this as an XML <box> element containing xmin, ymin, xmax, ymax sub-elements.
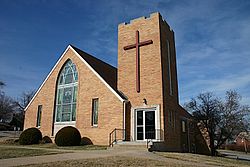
<box><xmin>71</xmin><ymin>45</ymin><xmax>117</xmax><ymax>90</ymax></box>
<box><xmin>25</xmin><ymin>45</ymin><xmax>125</xmax><ymax>111</ymax></box>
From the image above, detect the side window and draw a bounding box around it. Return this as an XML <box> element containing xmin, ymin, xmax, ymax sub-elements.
<box><xmin>36</xmin><ymin>105</ymin><xmax>42</xmax><ymax>127</ymax></box>
<box><xmin>182</xmin><ymin>120</ymin><xmax>186</xmax><ymax>133</ymax></box>
<box><xmin>168</xmin><ymin>110</ymin><xmax>172</xmax><ymax>126</ymax></box>
<box><xmin>92</xmin><ymin>98</ymin><xmax>99</xmax><ymax>126</ymax></box>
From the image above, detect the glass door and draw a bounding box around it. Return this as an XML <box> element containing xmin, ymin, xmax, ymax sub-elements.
<box><xmin>136</xmin><ymin>109</ymin><xmax>155</xmax><ymax>140</ymax></box>
<box><xmin>145</xmin><ymin>110</ymin><xmax>155</xmax><ymax>139</ymax></box>
<box><xmin>136</xmin><ymin>110</ymin><xmax>144</xmax><ymax>140</ymax></box>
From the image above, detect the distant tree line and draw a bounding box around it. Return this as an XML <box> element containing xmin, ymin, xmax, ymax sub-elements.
<box><xmin>0</xmin><ymin>80</ymin><xmax>35</xmax><ymax>130</ymax></box>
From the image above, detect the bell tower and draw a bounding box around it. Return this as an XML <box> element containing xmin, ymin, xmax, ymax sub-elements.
<box><xmin>118</xmin><ymin>12</ymin><xmax>178</xmax><ymax>107</ymax></box>
<box><xmin>118</xmin><ymin>12</ymin><xmax>180</xmax><ymax>143</ymax></box>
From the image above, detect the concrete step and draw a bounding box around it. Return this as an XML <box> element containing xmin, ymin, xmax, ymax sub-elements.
<box><xmin>108</xmin><ymin>141</ymin><xmax>150</xmax><ymax>150</ymax></box>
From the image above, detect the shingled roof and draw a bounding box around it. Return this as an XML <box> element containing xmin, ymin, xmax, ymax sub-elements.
<box><xmin>71</xmin><ymin>45</ymin><xmax>117</xmax><ymax>90</ymax></box>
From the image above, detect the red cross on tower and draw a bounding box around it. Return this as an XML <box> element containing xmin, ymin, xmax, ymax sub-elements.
<box><xmin>123</xmin><ymin>30</ymin><xmax>153</xmax><ymax>93</ymax></box>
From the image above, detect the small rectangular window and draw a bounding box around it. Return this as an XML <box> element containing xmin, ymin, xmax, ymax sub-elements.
<box><xmin>182</xmin><ymin>120</ymin><xmax>186</xmax><ymax>133</ymax></box>
<box><xmin>36</xmin><ymin>105</ymin><xmax>42</xmax><ymax>127</ymax></box>
<box><xmin>92</xmin><ymin>98</ymin><xmax>99</xmax><ymax>126</ymax></box>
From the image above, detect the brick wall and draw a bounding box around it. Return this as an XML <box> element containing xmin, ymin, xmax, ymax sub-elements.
<box><xmin>24</xmin><ymin>47</ymin><xmax>124</xmax><ymax>145</ymax></box>
<box><xmin>118</xmin><ymin>13</ymin><xmax>164</xmax><ymax>135</ymax></box>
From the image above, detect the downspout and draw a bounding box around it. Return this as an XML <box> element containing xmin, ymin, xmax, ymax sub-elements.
<box><xmin>123</xmin><ymin>100</ymin><xmax>128</xmax><ymax>141</ymax></box>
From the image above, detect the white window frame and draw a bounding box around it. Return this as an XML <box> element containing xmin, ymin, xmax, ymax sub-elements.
<box><xmin>55</xmin><ymin>60</ymin><xmax>78</xmax><ymax>123</ymax></box>
<box><xmin>36</xmin><ymin>105</ymin><xmax>42</xmax><ymax>128</ymax></box>
<box><xmin>92</xmin><ymin>98</ymin><xmax>99</xmax><ymax>127</ymax></box>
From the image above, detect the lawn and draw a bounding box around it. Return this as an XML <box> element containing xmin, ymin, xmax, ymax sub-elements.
<box><xmin>156</xmin><ymin>152</ymin><xmax>250</xmax><ymax>167</ymax></box>
<box><xmin>29</xmin><ymin>143</ymin><xmax>107</xmax><ymax>150</ymax></box>
<box><xmin>0</xmin><ymin>146</ymin><xmax>62</xmax><ymax>159</ymax></box>
<box><xmin>0</xmin><ymin>142</ymin><xmax>106</xmax><ymax>159</ymax></box>
<box><xmin>19</xmin><ymin>156</ymin><xmax>183</xmax><ymax>167</ymax></box>
<box><xmin>18</xmin><ymin>153</ymin><xmax>250</xmax><ymax>167</ymax></box>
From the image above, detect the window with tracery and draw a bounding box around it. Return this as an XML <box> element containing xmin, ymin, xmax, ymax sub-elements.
<box><xmin>55</xmin><ymin>60</ymin><xmax>78</xmax><ymax>122</ymax></box>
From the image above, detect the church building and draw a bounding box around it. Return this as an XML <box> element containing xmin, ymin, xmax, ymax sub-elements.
<box><xmin>24</xmin><ymin>12</ymin><xmax>203</xmax><ymax>152</ymax></box>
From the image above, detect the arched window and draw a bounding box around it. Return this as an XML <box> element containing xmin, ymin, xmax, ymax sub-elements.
<box><xmin>55</xmin><ymin>60</ymin><xmax>78</xmax><ymax>122</ymax></box>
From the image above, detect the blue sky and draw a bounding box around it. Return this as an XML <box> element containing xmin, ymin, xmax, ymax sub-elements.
<box><xmin>0</xmin><ymin>0</ymin><xmax>250</xmax><ymax>105</ymax></box>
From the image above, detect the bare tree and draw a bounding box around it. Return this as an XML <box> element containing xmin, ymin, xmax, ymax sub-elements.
<box><xmin>15</xmin><ymin>90</ymin><xmax>35</xmax><ymax>113</ymax></box>
<box><xmin>185</xmin><ymin>91</ymin><xmax>249</xmax><ymax>156</ymax></box>
<box><xmin>0</xmin><ymin>81</ymin><xmax>5</xmax><ymax>95</ymax></box>
<box><xmin>0</xmin><ymin>93</ymin><xmax>15</xmax><ymax>122</ymax></box>
<box><xmin>0</xmin><ymin>81</ymin><xmax>5</xmax><ymax>87</ymax></box>
<box><xmin>12</xmin><ymin>90</ymin><xmax>35</xmax><ymax>130</ymax></box>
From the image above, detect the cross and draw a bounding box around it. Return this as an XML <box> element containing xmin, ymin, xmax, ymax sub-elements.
<box><xmin>123</xmin><ymin>30</ymin><xmax>153</xmax><ymax>93</ymax></box>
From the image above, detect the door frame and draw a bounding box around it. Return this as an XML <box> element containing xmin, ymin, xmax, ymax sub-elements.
<box><xmin>135</xmin><ymin>109</ymin><xmax>156</xmax><ymax>141</ymax></box>
<box><xmin>131</xmin><ymin>105</ymin><xmax>161</xmax><ymax>141</ymax></box>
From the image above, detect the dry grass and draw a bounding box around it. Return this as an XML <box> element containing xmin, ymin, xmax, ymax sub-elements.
<box><xmin>0</xmin><ymin>146</ymin><xmax>62</xmax><ymax>159</ymax></box>
<box><xmin>19</xmin><ymin>153</ymin><xmax>250</xmax><ymax>167</ymax></box>
<box><xmin>27</xmin><ymin>143</ymin><xmax>107</xmax><ymax>150</ymax></box>
<box><xmin>156</xmin><ymin>152</ymin><xmax>250</xmax><ymax>167</ymax></box>
<box><xmin>19</xmin><ymin>156</ymin><xmax>187</xmax><ymax>167</ymax></box>
<box><xmin>1</xmin><ymin>150</ymin><xmax>249</xmax><ymax>167</ymax></box>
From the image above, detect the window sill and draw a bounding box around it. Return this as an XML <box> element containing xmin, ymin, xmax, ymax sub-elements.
<box><xmin>54</xmin><ymin>121</ymin><xmax>76</xmax><ymax>125</ymax></box>
<box><xmin>92</xmin><ymin>125</ymin><xmax>98</xmax><ymax>128</ymax></box>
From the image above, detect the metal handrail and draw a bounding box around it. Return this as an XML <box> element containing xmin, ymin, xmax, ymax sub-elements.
<box><xmin>109</xmin><ymin>128</ymin><xmax>125</xmax><ymax>147</ymax></box>
<box><xmin>109</xmin><ymin>128</ymin><xmax>164</xmax><ymax>147</ymax></box>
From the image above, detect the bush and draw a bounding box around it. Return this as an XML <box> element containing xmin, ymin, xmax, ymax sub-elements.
<box><xmin>41</xmin><ymin>136</ymin><xmax>52</xmax><ymax>144</ymax></box>
<box><xmin>19</xmin><ymin>127</ymin><xmax>42</xmax><ymax>145</ymax></box>
<box><xmin>55</xmin><ymin>126</ymin><xmax>81</xmax><ymax>146</ymax></box>
<box><xmin>0</xmin><ymin>123</ymin><xmax>13</xmax><ymax>131</ymax></box>
<box><xmin>80</xmin><ymin>137</ymin><xmax>93</xmax><ymax>145</ymax></box>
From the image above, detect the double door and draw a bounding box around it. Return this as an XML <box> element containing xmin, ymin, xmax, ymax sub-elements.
<box><xmin>136</xmin><ymin>109</ymin><xmax>155</xmax><ymax>140</ymax></box>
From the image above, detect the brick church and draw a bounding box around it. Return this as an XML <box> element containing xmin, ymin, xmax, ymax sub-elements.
<box><xmin>24</xmin><ymin>12</ymin><xmax>208</xmax><ymax>152</ymax></box>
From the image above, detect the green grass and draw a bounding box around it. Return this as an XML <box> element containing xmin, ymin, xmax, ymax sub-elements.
<box><xmin>0</xmin><ymin>146</ymin><xmax>62</xmax><ymax>159</ymax></box>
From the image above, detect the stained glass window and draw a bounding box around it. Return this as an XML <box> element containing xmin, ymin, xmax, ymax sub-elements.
<box><xmin>55</xmin><ymin>60</ymin><xmax>78</xmax><ymax>122</ymax></box>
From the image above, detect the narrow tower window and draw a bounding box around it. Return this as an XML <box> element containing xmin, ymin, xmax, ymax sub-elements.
<box><xmin>182</xmin><ymin>120</ymin><xmax>186</xmax><ymax>133</ymax></box>
<box><xmin>167</xmin><ymin>39</ymin><xmax>173</xmax><ymax>96</ymax></box>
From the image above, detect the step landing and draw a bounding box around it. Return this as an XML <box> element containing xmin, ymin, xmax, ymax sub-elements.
<box><xmin>108</xmin><ymin>141</ymin><xmax>150</xmax><ymax>150</ymax></box>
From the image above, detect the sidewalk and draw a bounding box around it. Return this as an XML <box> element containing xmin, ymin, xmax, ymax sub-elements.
<box><xmin>0</xmin><ymin>146</ymin><xmax>163</xmax><ymax>167</ymax></box>
<box><xmin>0</xmin><ymin>150</ymin><xmax>114</xmax><ymax>167</ymax></box>
<box><xmin>218</xmin><ymin>149</ymin><xmax>250</xmax><ymax>161</ymax></box>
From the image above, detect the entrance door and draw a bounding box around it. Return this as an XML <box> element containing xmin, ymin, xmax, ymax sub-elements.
<box><xmin>136</xmin><ymin>109</ymin><xmax>155</xmax><ymax>140</ymax></box>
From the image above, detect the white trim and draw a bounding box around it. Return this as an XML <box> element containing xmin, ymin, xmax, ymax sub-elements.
<box><xmin>25</xmin><ymin>45</ymin><xmax>124</xmax><ymax>111</ymax></box>
<box><xmin>25</xmin><ymin>46</ymin><xmax>71</xmax><ymax>111</ymax></box>
<box><xmin>131</xmin><ymin>105</ymin><xmax>162</xmax><ymax>142</ymax></box>
<box><xmin>70</xmin><ymin>46</ymin><xmax>124</xmax><ymax>102</ymax></box>
<box><xmin>53</xmin><ymin>121</ymin><xmax>76</xmax><ymax>135</ymax></box>
<box><xmin>54</xmin><ymin>121</ymin><xmax>76</xmax><ymax>125</ymax></box>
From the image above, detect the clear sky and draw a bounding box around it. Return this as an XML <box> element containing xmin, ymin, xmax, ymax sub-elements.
<box><xmin>0</xmin><ymin>0</ymin><xmax>250</xmax><ymax>105</ymax></box>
